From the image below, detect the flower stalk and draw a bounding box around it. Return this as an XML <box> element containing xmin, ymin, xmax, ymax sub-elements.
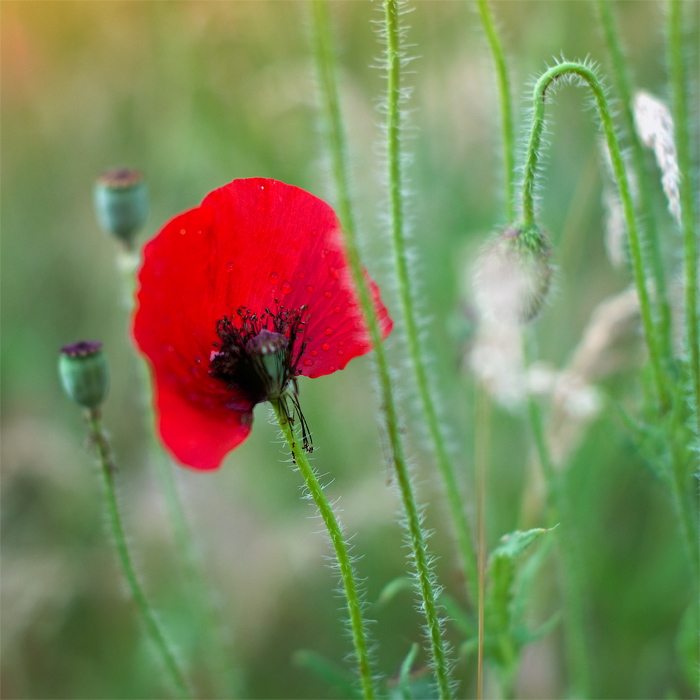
<box><xmin>667</xmin><ymin>0</ymin><xmax>700</xmax><ymax>442</ymax></box>
<box><xmin>310</xmin><ymin>2</ymin><xmax>454</xmax><ymax>696</ymax></box>
<box><xmin>476</xmin><ymin>0</ymin><xmax>515</xmax><ymax>221</ymax></box>
<box><xmin>521</xmin><ymin>60</ymin><xmax>669</xmax><ymax>411</ymax></box>
<box><xmin>270</xmin><ymin>398</ymin><xmax>375</xmax><ymax>700</ymax></box>
<box><xmin>86</xmin><ymin>408</ymin><xmax>192</xmax><ymax>699</ymax></box>
<box><xmin>595</xmin><ymin>0</ymin><xmax>673</xmax><ymax>365</ymax></box>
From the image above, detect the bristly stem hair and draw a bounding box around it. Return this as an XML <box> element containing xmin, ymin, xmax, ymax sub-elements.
<box><xmin>271</xmin><ymin>398</ymin><xmax>376</xmax><ymax>700</ymax></box>
<box><xmin>309</xmin><ymin>1</ymin><xmax>453</xmax><ymax>696</ymax></box>
<box><xmin>86</xmin><ymin>408</ymin><xmax>193</xmax><ymax>700</ymax></box>
<box><xmin>520</xmin><ymin>60</ymin><xmax>669</xmax><ymax>411</ymax></box>
<box><xmin>595</xmin><ymin>0</ymin><xmax>674</xmax><ymax>366</ymax></box>
<box><xmin>384</xmin><ymin>0</ymin><xmax>479</xmax><ymax>611</ymax></box>
<box><xmin>667</xmin><ymin>0</ymin><xmax>700</xmax><ymax>443</ymax></box>
<box><xmin>476</xmin><ymin>0</ymin><xmax>516</xmax><ymax>221</ymax></box>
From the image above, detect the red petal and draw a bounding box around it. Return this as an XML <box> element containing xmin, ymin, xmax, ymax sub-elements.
<box><xmin>202</xmin><ymin>178</ymin><xmax>392</xmax><ymax>378</ymax></box>
<box><xmin>155</xmin><ymin>380</ymin><xmax>252</xmax><ymax>471</ymax></box>
<box><xmin>133</xmin><ymin>178</ymin><xmax>392</xmax><ymax>469</ymax></box>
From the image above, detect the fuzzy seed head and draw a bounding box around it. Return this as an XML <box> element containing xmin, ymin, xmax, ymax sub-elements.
<box><xmin>633</xmin><ymin>91</ymin><xmax>681</xmax><ymax>226</ymax></box>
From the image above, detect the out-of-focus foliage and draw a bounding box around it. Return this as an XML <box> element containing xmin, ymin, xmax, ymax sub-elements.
<box><xmin>2</xmin><ymin>2</ymin><xmax>697</xmax><ymax>698</ymax></box>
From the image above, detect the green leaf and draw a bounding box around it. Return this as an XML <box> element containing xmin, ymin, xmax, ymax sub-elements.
<box><xmin>399</xmin><ymin>643</ymin><xmax>420</xmax><ymax>700</ymax></box>
<box><xmin>293</xmin><ymin>650</ymin><xmax>361</xmax><ymax>700</ymax></box>
<box><xmin>375</xmin><ymin>576</ymin><xmax>414</xmax><ymax>608</ymax></box>
<box><xmin>439</xmin><ymin>592</ymin><xmax>477</xmax><ymax>637</ymax></box>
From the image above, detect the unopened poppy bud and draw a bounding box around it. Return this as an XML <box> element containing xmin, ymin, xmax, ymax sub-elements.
<box><xmin>58</xmin><ymin>341</ymin><xmax>109</xmax><ymax>409</ymax></box>
<box><xmin>474</xmin><ymin>224</ymin><xmax>553</xmax><ymax>325</ymax></box>
<box><xmin>94</xmin><ymin>168</ymin><xmax>148</xmax><ymax>248</ymax></box>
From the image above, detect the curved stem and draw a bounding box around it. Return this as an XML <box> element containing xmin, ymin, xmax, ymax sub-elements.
<box><xmin>522</xmin><ymin>333</ymin><xmax>592</xmax><ymax>698</ymax></box>
<box><xmin>667</xmin><ymin>0</ymin><xmax>700</xmax><ymax>440</ymax></box>
<box><xmin>476</xmin><ymin>0</ymin><xmax>515</xmax><ymax>221</ymax></box>
<box><xmin>310</xmin><ymin>2</ymin><xmax>453</xmax><ymax>696</ymax></box>
<box><xmin>520</xmin><ymin>61</ymin><xmax>668</xmax><ymax>411</ymax></box>
<box><xmin>596</xmin><ymin>0</ymin><xmax>673</xmax><ymax>365</ymax></box>
<box><xmin>86</xmin><ymin>408</ymin><xmax>192</xmax><ymax>699</ymax></box>
<box><xmin>270</xmin><ymin>399</ymin><xmax>375</xmax><ymax>700</ymax></box>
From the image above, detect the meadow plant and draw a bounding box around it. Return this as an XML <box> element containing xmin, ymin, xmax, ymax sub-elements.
<box><xmin>3</xmin><ymin>1</ymin><xmax>697</xmax><ymax>699</ymax></box>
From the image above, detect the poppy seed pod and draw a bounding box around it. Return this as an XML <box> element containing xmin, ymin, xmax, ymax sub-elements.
<box><xmin>59</xmin><ymin>341</ymin><xmax>109</xmax><ymax>409</ymax></box>
<box><xmin>474</xmin><ymin>224</ymin><xmax>553</xmax><ymax>326</ymax></box>
<box><xmin>94</xmin><ymin>168</ymin><xmax>148</xmax><ymax>248</ymax></box>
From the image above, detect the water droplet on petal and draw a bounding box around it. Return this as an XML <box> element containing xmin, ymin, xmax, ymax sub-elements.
<box><xmin>310</xmin><ymin>349</ymin><xmax>318</xmax><ymax>356</ymax></box>
<box><xmin>322</xmin><ymin>342</ymin><xmax>330</xmax><ymax>351</ymax></box>
<box><xmin>226</xmin><ymin>262</ymin><xmax>234</xmax><ymax>272</ymax></box>
<box><xmin>281</xmin><ymin>280</ymin><xmax>292</xmax><ymax>294</ymax></box>
<box><xmin>329</xmin><ymin>365</ymin><xmax>336</xmax><ymax>372</ymax></box>
<box><xmin>337</xmin><ymin>350</ymin><xmax>344</xmax><ymax>356</ymax></box>
<box><xmin>338</xmin><ymin>340</ymin><xmax>344</xmax><ymax>347</ymax></box>
<box><xmin>328</xmin><ymin>265</ymin><xmax>339</xmax><ymax>280</ymax></box>
<box><xmin>179</xmin><ymin>228</ymin><xmax>186</xmax><ymax>235</ymax></box>
<box><xmin>333</xmin><ymin>306</ymin><xmax>341</xmax><ymax>313</ymax></box>
<box><xmin>324</xmin><ymin>290</ymin><xmax>332</xmax><ymax>298</ymax></box>
<box><xmin>306</xmin><ymin>285</ymin><xmax>314</xmax><ymax>293</ymax></box>
<box><xmin>297</xmin><ymin>271</ymin><xmax>305</xmax><ymax>279</ymax></box>
<box><xmin>310</xmin><ymin>229</ymin><xmax>317</xmax><ymax>237</ymax></box>
<box><xmin>324</xmin><ymin>327</ymin><xmax>334</xmax><ymax>335</ymax></box>
<box><xmin>303</xmin><ymin>359</ymin><xmax>314</xmax><ymax>367</ymax></box>
<box><xmin>269</xmin><ymin>271</ymin><xmax>279</xmax><ymax>283</ymax></box>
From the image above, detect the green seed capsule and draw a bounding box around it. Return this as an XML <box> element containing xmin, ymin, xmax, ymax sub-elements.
<box><xmin>94</xmin><ymin>168</ymin><xmax>148</xmax><ymax>248</ymax></box>
<box><xmin>58</xmin><ymin>341</ymin><xmax>109</xmax><ymax>409</ymax></box>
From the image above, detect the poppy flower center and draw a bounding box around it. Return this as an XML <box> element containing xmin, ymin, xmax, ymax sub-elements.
<box><xmin>209</xmin><ymin>305</ymin><xmax>308</xmax><ymax>404</ymax></box>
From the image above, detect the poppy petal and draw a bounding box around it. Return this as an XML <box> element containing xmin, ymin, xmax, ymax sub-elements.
<box><xmin>134</xmin><ymin>178</ymin><xmax>392</xmax><ymax>470</ymax></box>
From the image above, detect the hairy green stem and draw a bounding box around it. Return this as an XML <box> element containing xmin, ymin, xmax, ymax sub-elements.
<box><xmin>476</xmin><ymin>0</ymin><xmax>515</xmax><ymax>221</ymax></box>
<box><xmin>521</xmin><ymin>61</ymin><xmax>669</xmax><ymax>410</ymax></box>
<box><xmin>523</xmin><ymin>333</ymin><xmax>592</xmax><ymax>698</ymax></box>
<box><xmin>596</xmin><ymin>0</ymin><xmax>673</xmax><ymax>365</ymax></box>
<box><xmin>667</xmin><ymin>0</ymin><xmax>700</xmax><ymax>440</ymax></box>
<box><xmin>87</xmin><ymin>408</ymin><xmax>192</xmax><ymax>699</ymax></box>
<box><xmin>383</xmin><ymin>0</ymin><xmax>478</xmax><ymax>608</ymax></box>
<box><xmin>310</xmin><ymin>2</ymin><xmax>453</xmax><ymax>696</ymax></box>
<box><xmin>270</xmin><ymin>399</ymin><xmax>375</xmax><ymax>700</ymax></box>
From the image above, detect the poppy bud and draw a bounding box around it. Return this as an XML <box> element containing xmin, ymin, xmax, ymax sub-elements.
<box><xmin>474</xmin><ymin>224</ymin><xmax>553</xmax><ymax>325</ymax></box>
<box><xmin>58</xmin><ymin>341</ymin><xmax>109</xmax><ymax>409</ymax></box>
<box><xmin>94</xmin><ymin>168</ymin><xmax>148</xmax><ymax>248</ymax></box>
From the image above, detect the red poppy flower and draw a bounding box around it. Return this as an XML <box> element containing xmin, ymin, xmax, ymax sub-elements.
<box><xmin>133</xmin><ymin>178</ymin><xmax>392</xmax><ymax>471</ymax></box>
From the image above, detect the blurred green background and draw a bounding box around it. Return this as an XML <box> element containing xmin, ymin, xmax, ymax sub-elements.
<box><xmin>2</xmin><ymin>1</ymin><xmax>697</xmax><ymax>698</ymax></box>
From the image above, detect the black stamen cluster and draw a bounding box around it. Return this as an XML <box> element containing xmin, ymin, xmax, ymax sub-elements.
<box><xmin>210</xmin><ymin>304</ymin><xmax>308</xmax><ymax>404</ymax></box>
<box><xmin>209</xmin><ymin>304</ymin><xmax>313</xmax><ymax>452</ymax></box>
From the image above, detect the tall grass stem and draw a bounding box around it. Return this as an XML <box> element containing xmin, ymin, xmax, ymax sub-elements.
<box><xmin>87</xmin><ymin>408</ymin><xmax>193</xmax><ymax>699</ymax></box>
<box><xmin>520</xmin><ymin>61</ymin><xmax>669</xmax><ymax>411</ymax></box>
<box><xmin>270</xmin><ymin>399</ymin><xmax>375</xmax><ymax>700</ymax></box>
<box><xmin>310</xmin><ymin>2</ymin><xmax>453</xmax><ymax>696</ymax></box>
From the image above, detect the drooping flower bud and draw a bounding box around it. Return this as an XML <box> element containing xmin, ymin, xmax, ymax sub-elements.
<box><xmin>58</xmin><ymin>341</ymin><xmax>109</xmax><ymax>409</ymax></box>
<box><xmin>474</xmin><ymin>224</ymin><xmax>553</xmax><ymax>326</ymax></box>
<box><xmin>94</xmin><ymin>168</ymin><xmax>148</xmax><ymax>248</ymax></box>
